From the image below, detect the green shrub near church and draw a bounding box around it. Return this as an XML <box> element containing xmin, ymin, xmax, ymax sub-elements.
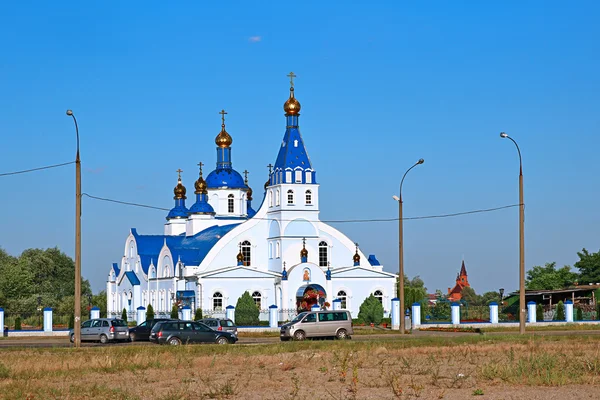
<box><xmin>357</xmin><ymin>295</ymin><xmax>384</xmax><ymax>325</ymax></box>
<box><xmin>576</xmin><ymin>307</ymin><xmax>583</xmax><ymax>321</ymax></box>
<box><xmin>14</xmin><ymin>317</ymin><xmax>21</xmax><ymax>331</ymax></box>
<box><xmin>194</xmin><ymin>308</ymin><xmax>203</xmax><ymax>321</ymax></box>
<box><xmin>235</xmin><ymin>291</ymin><xmax>259</xmax><ymax>326</ymax></box>
<box><xmin>536</xmin><ymin>303</ymin><xmax>544</xmax><ymax>321</ymax></box>
<box><xmin>170</xmin><ymin>304</ymin><xmax>179</xmax><ymax>319</ymax></box>
<box><xmin>121</xmin><ymin>308</ymin><xmax>127</xmax><ymax>322</ymax></box>
<box><xmin>555</xmin><ymin>301</ymin><xmax>565</xmax><ymax>321</ymax></box>
<box><xmin>146</xmin><ymin>304</ymin><xmax>154</xmax><ymax>321</ymax></box>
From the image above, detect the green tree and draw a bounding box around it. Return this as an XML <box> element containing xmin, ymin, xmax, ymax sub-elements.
<box><xmin>555</xmin><ymin>301</ymin><xmax>565</xmax><ymax>321</ymax></box>
<box><xmin>481</xmin><ymin>291</ymin><xmax>501</xmax><ymax>305</ymax></box>
<box><xmin>121</xmin><ymin>308</ymin><xmax>128</xmax><ymax>322</ymax></box>
<box><xmin>431</xmin><ymin>301</ymin><xmax>451</xmax><ymax>321</ymax></box>
<box><xmin>68</xmin><ymin>313</ymin><xmax>74</xmax><ymax>329</ymax></box>
<box><xmin>526</xmin><ymin>262</ymin><xmax>578</xmax><ymax>290</ymax></box>
<box><xmin>91</xmin><ymin>291</ymin><xmax>107</xmax><ymax>318</ymax></box>
<box><xmin>14</xmin><ymin>317</ymin><xmax>21</xmax><ymax>330</ymax></box>
<box><xmin>403</xmin><ymin>276</ymin><xmax>428</xmax><ymax>307</ymax></box>
<box><xmin>575</xmin><ymin>248</ymin><xmax>600</xmax><ymax>285</ymax></box>
<box><xmin>536</xmin><ymin>303</ymin><xmax>544</xmax><ymax>321</ymax></box>
<box><xmin>235</xmin><ymin>291</ymin><xmax>260</xmax><ymax>326</ymax></box>
<box><xmin>357</xmin><ymin>295</ymin><xmax>384</xmax><ymax>325</ymax></box>
<box><xmin>461</xmin><ymin>287</ymin><xmax>483</xmax><ymax>307</ymax></box>
<box><xmin>194</xmin><ymin>308</ymin><xmax>203</xmax><ymax>321</ymax></box>
<box><xmin>576</xmin><ymin>307</ymin><xmax>583</xmax><ymax>321</ymax></box>
<box><xmin>146</xmin><ymin>304</ymin><xmax>155</xmax><ymax>320</ymax></box>
<box><xmin>170</xmin><ymin>304</ymin><xmax>179</xmax><ymax>319</ymax></box>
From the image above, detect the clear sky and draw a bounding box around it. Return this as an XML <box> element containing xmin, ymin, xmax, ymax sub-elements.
<box><xmin>1</xmin><ymin>1</ymin><xmax>598</xmax><ymax>295</ymax></box>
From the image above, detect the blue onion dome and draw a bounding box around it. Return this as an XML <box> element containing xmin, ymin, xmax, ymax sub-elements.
<box><xmin>189</xmin><ymin>200</ymin><xmax>215</xmax><ymax>214</ymax></box>
<box><xmin>189</xmin><ymin>165</ymin><xmax>215</xmax><ymax>215</ymax></box>
<box><xmin>167</xmin><ymin>171</ymin><xmax>189</xmax><ymax>220</ymax></box>
<box><xmin>206</xmin><ymin>169</ymin><xmax>246</xmax><ymax>189</ymax></box>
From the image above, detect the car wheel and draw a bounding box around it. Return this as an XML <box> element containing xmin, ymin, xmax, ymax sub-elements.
<box><xmin>293</xmin><ymin>330</ymin><xmax>306</xmax><ymax>341</ymax></box>
<box><xmin>169</xmin><ymin>337</ymin><xmax>181</xmax><ymax>346</ymax></box>
<box><xmin>99</xmin><ymin>334</ymin><xmax>109</xmax><ymax>344</ymax></box>
<box><xmin>129</xmin><ymin>333</ymin><xmax>136</xmax><ymax>342</ymax></box>
<box><xmin>336</xmin><ymin>329</ymin><xmax>348</xmax><ymax>340</ymax></box>
<box><xmin>70</xmin><ymin>334</ymin><xmax>75</xmax><ymax>343</ymax></box>
<box><xmin>216</xmin><ymin>337</ymin><xmax>229</xmax><ymax>345</ymax></box>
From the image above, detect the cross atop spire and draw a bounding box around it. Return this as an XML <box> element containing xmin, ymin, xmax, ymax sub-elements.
<box><xmin>287</xmin><ymin>72</ymin><xmax>297</xmax><ymax>88</ymax></box>
<box><xmin>219</xmin><ymin>109</ymin><xmax>227</xmax><ymax>127</ymax></box>
<box><xmin>197</xmin><ymin>162</ymin><xmax>204</xmax><ymax>176</ymax></box>
<box><xmin>267</xmin><ymin>163</ymin><xmax>273</xmax><ymax>174</ymax></box>
<box><xmin>243</xmin><ymin>169</ymin><xmax>249</xmax><ymax>184</ymax></box>
<box><xmin>176</xmin><ymin>169</ymin><xmax>183</xmax><ymax>180</ymax></box>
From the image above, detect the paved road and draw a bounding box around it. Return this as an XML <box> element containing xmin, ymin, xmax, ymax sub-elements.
<box><xmin>1</xmin><ymin>329</ymin><xmax>596</xmax><ymax>348</ymax></box>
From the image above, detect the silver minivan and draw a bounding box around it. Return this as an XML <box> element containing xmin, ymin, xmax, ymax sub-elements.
<box><xmin>280</xmin><ymin>310</ymin><xmax>353</xmax><ymax>341</ymax></box>
<box><xmin>69</xmin><ymin>318</ymin><xmax>129</xmax><ymax>344</ymax></box>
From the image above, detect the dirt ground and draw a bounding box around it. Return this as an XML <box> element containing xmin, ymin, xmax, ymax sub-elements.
<box><xmin>1</xmin><ymin>335</ymin><xmax>600</xmax><ymax>399</ymax></box>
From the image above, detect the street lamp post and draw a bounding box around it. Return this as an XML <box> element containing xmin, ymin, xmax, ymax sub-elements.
<box><xmin>500</xmin><ymin>132</ymin><xmax>525</xmax><ymax>334</ymax></box>
<box><xmin>499</xmin><ymin>287</ymin><xmax>505</xmax><ymax>306</ymax></box>
<box><xmin>66</xmin><ymin>110</ymin><xmax>82</xmax><ymax>347</ymax></box>
<box><xmin>392</xmin><ymin>158</ymin><xmax>424</xmax><ymax>334</ymax></box>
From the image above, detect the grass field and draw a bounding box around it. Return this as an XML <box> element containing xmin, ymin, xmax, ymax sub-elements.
<box><xmin>1</xmin><ymin>334</ymin><xmax>600</xmax><ymax>399</ymax></box>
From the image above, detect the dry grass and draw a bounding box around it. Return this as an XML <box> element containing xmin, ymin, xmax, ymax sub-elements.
<box><xmin>1</xmin><ymin>335</ymin><xmax>600</xmax><ymax>399</ymax></box>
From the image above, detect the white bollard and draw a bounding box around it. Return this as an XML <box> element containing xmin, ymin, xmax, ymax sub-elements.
<box><xmin>451</xmin><ymin>303</ymin><xmax>460</xmax><ymax>325</ymax></box>
<box><xmin>226</xmin><ymin>305</ymin><xmax>235</xmax><ymax>323</ymax></box>
<box><xmin>0</xmin><ymin>308</ymin><xmax>4</xmax><ymax>337</ymax></box>
<box><xmin>136</xmin><ymin>306</ymin><xmax>146</xmax><ymax>325</ymax></box>
<box><xmin>181</xmin><ymin>306</ymin><xmax>191</xmax><ymax>321</ymax></box>
<box><xmin>489</xmin><ymin>302</ymin><xmax>499</xmax><ymax>324</ymax></box>
<box><xmin>269</xmin><ymin>305</ymin><xmax>278</xmax><ymax>328</ymax></box>
<box><xmin>90</xmin><ymin>307</ymin><xmax>100</xmax><ymax>319</ymax></box>
<box><xmin>565</xmin><ymin>300</ymin><xmax>574</xmax><ymax>322</ymax></box>
<box><xmin>391</xmin><ymin>298</ymin><xmax>400</xmax><ymax>330</ymax></box>
<box><xmin>43</xmin><ymin>307</ymin><xmax>53</xmax><ymax>332</ymax></box>
<box><xmin>527</xmin><ymin>301</ymin><xmax>536</xmax><ymax>323</ymax></box>
<box><xmin>411</xmin><ymin>302</ymin><xmax>421</xmax><ymax>327</ymax></box>
<box><xmin>311</xmin><ymin>304</ymin><xmax>320</xmax><ymax>312</ymax></box>
<box><xmin>332</xmin><ymin>299</ymin><xmax>341</xmax><ymax>310</ymax></box>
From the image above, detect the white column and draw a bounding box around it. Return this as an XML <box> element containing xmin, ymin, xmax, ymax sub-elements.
<box><xmin>269</xmin><ymin>305</ymin><xmax>278</xmax><ymax>328</ymax></box>
<box><xmin>106</xmin><ymin>281</ymin><xmax>112</xmax><ymax>313</ymax></box>
<box><xmin>489</xmin><ymin>302</ymin><xmax>499</xmax><ymax>324</ymax></box>
<box><xmin>411</xmin><ymin>302</ymin><xmax>421</xmax><ymax>327</ymax></box>
<box><xmin>182</xmin><ymin>306</ymin><xmax>191</xmax><ymax>321</ymax></box>
<box><xmin>326</xmin><ymin>279</ymin><xmax>333</xmax><ymax>305</ymax></box>
<box><xmin>451</xmin><ymin>303</ymin><xmax>460</xmax><ymax>325</ymax></box>
<box><xmin>391</xmin><ymin>298</ymin><xmax>400</xmax><ymax>330</ymax></box>
<box><xmin>226</xmin><ymin>305</ymin><xmax>235</xmax><ymax>322</ymax></box>
<box><xmin>90</xmin><ymin>307</ymin><xmax>100</xmax><ymax>319</ymax></box>
<box><xmin>281</xmin><ymin>280</ymin><xmax>289</xmax><ymax>311</ymax></box>
<box><xmin>565</xmin><ymin>300</ymin><xmax>574</xmax><ymax>322</ymax></box>
<box><xmin>43</xmin><ymin>307</ymin><xmax>53</xmax><ymax>332</ymax></box>
<box><xmin>0</xmin><ymin>308</ymin><xmax>4</xmax><ymax>336</ymax></box>
<box><xmin>311</xmin><ymin>304</ymin><xmax>320</xmax><ymax>312</ymax></box>
<box><xmin>527</xmin><ymin>301</ymin><xmax>536</xmax><ymax>323</ymax></box>
<box><xmin>332</xmin><ymin>299</ymin><xmax>341</xmax><ymax>311</ymax></box>
<box><xmin>137</xmin><ymin>306</ymin><xmax>146</xmax><ymax>324</ymax></box>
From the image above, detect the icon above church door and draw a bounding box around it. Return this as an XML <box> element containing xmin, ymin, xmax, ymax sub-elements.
<box><xmin>303</xmin><ymin>268</ymin><xmax>310</xmax><ymax>282</ymax></box>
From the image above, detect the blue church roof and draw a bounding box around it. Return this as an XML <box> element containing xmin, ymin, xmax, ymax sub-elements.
<box><xmin>206</xmin><ymin>168</ymin><xmax>246</xmax><ymax>189</ymax></box>
<box><xmin>112</xmin><ymin>263</ymin><xmax>120</xmax><ymax>277</ymax></box>
<box><xmin>368</xmin><ymin>254</ymin><xmax>381</xmax><ymax>266</ymax></box>
<box><xmin>124</xmin><ymin>271</ymin><xmax>140</xmax><ymax>286</ymax></box>
<box><xmin>189</xmin><ymin>199</ymin><xmax>215</xmax><ymax>214</ymax></box>
<box><xmin>131</xmin><ymin>224</ymin><xmax>240</xmax><ymax>275</ymax></box>
<box><xmin>273</xmin><ymin>126</ymin><xmax>313</xmax><ymax>172</ymax></box>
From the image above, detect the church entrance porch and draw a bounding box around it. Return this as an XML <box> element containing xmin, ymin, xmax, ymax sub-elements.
<box><xmin>296</xmin><ymin>284</ymin><xmax>327</xmax><ymax>312</ymax></box>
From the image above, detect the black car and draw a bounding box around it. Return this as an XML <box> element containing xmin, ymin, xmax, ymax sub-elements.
<box><xmin>149</xmin><ymin>320</ymin><xmax>238</xmax><ymax>345</ymax></box>
<box><xmin>129</xmin><ymin>318</ymin><xmax>174</xmax><ymax>342</ymax></box>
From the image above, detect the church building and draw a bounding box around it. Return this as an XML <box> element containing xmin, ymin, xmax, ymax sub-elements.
<box><xmin>106</xmin><ymin>74</ymin><xmax>397</xmax><ymax>321</ymax></box>
<box><xmin>447</xmin><ymin>261</ymin><xmax>470</xmax><ymax>302</ymax></box>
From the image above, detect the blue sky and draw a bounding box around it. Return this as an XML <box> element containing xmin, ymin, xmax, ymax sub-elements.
<box><xmin>1</xmin><ymin>1</ymin><xmax>598</xmax><ymax>295</ymax></box>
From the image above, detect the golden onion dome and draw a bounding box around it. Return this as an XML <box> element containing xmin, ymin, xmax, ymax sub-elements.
<box><xmin>353</xmin><ymin>250</ymin><xmax>360</xmax><ymax>264</ymax></box>
<box><xmin>215</xmin><ymin>109</ymin><xmax>232</xmax><ymax>148</ymax></box>
<box><xmin>246</xmin><ymin>186</ymin><xmax>253</xmax><ymax>201</ymax></box>
<box><xmin>300</xmin><ymin>246</ymin><xmax>308</xmax><ymax>258</ymax></box>
<box><xmin>194</xmin><ymin>163</ymin><xmax>207</xmax><ymax>195</ymax></box>
<box><xmin>284</xmin><ymin>87</ymin><xmax>301</xmax><ymax>116</ymax></box>
<box><xmin>237</xmin><ymin>250</ymin><xmax>244</xmax><ymax>263</ymax></box>
<box><xmin>173</xmin><ymin>176</ymin><xmax>187</xmax><ymax>200</ymax></box>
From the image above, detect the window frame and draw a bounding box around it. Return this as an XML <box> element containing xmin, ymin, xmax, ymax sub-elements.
<box><xmin>213</xmin><ymin>292</ymin><xmax>223</xmax><ymax>311</ymax></box>
<box><xmin>337</xmin><ymin>290</ymin><xmax>347</xmax><ymax>309</ymax></box>
<box><xmin>241</xmin><ymin>240</ymin><xmax>251</xmax><ymax>266</ymax></box>
<box><xmin>319</xmin><ymin>241</ymin><xmax>328</xmax><ymax>267</ymax></box>
<box><xmin>227</xmin><ymin>194</ymin><xmax>235</xmax><ymax>213</ymax></box>
<box><xmin>287</xmin><ymin>189</ymin><xmax>294</xmax><ymax>205</ymax></box>
<box><xmin>252</xmin><ymin>291</ymin><xmax>262</xmax><ymax>309</ymax></box>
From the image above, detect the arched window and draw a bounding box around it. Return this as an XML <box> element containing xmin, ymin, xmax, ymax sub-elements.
<box><xmin>295</xmin><ymin>170</ymin><xmax>302</xmax><ymax>183</ymax></box>
<box><xmin>129</xmin><ymin>242</ymin><xmax>134</xmax><ymax>258</ymax></box>
<box><xmin>374</xmin><ymin>290</ymin><xmax>383</xmax><ymax>304</ymax></box>
<box><xmin>305</xmin><ymin>190</ymin><xmax>312</xmax><ymax>205</ymax></box>
<box><xmin>276</xmin><ymin>189</ymin><xmax>280</xmax><ymax>206</ymax></box>
<box><xmin>213</xmin><ymin>292</ymin><xmax>223</xmax><ymax>311</ymax></box>
<box><xmin>163</xmin><ymin>265</ymin><xmax>170</xmax><ymax>278</ymax></box>
<box><xmin>276</xmin><ymin>241</ymin><xmax>281</xmax><ymax>258</ymax></box>
<box><xmin>241</xmin><ymin>240</ymin><xmax>251</xmax><ymax>266</ymax></box>
<box><xmin>268</xmin><ymin>190</ymin><xmax>273</xmax><ymax>207</ymax></box>
<box><xmin>287</xmin><ymin>190</ymin><xmax>294</xmax><ymax>204</ymax></box>
<box><xmin>228</xmin><ymin>194</ymin><xmax>234</xmax><ymax>213</ymax></box>
<box><xmin>337</xmin><ymin>290</ymin><xmax>347</xmax><ymax>309</ymax></box>
<box><xmin>319</xmin><ymin>241</ymin><xmax>328</xmax><ymax>267</ymax></box>
<box><xmin>252</xmin><ymin>291</ymin><xmax>262</xmax><ymax>309</ymax></box>
<box><xmin>269</xmin><ymin>242</ymin><xmax>273</xmax><ymax>259</ymax></box>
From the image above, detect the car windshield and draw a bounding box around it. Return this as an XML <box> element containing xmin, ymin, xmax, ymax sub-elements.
<box><xmin>290</xmin><ymin>312</ymin><xmax>308</xmax><ymax>323</ymax></box>
<box><xmin>111</xmin><ymin>319</ymin><xmax>127</xmax><ymax>327</ymax></box>
<box><xmin>222</xmin><ymin>320</ymin><xmax>235</xmax><ymax>327</ymax></box>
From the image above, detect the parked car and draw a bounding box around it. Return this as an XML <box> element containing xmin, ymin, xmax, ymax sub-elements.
<box><xmin>149</xmin><ymin>320</ymin><xmax>238</xmax><ymax>345</ymax></box>
<box><xmin>128</xmin><ymin>318</ymin><xmax>174</xmax><ymax>342</ymax></box>
<box><xmin>197</xmin><ymin>318</ymin><xmax>238</xmax><ymax>337</ymax></box>
<box><xmin>69</xmin><ymin>318</ymin><xmax>129</xmax><ymax>344</ymax></box>
<box><xmin>280</xmin><ymin>310</ymin><xmax>353</xmax><ymax>341</ymax></box>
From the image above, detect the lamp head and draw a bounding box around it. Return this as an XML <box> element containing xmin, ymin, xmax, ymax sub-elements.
<box><xmin>499</xmin><ymin>288</ymin><xmax>504</xmax><ymax>297</ymax></box>
<box><xmin>500</xmin><ymin>132</ymin><xmax>508</xmax><ymax>138</ymax></box>
<box><xmin>417</xmin><ymin>158</ymin><xmax>424</xmax><ymax>164</ymax></box>
<box><xmin>66</xmin><ymin>110</ymin><xmax>73</xmax><ymax>116</ymax></box>
<box><xmin>392</xmin><ymin>195</ymin><xmax>400</xmax><ymax>201</ymax></box>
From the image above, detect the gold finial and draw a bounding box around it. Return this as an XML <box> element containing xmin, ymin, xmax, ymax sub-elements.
<box><xmin>237</xmin><ymin>242</ymin><xmax>244</xmax><ymax>263</ymax></box>
<box><xmin>264</xmin><ymin>163</ymin><xmax>273</xmax><ymax>190</ymax></box>
<box><xmin>215</xmin><ymin>109</ymin><xmax>232</xmax><ymax>148</ymax></box>
<box><xmin>173</xmin><ymin>169</ymin><xmax>187</xmax><ymax>200</ymax></box>
<box><xmin>243</xmin><ymin>170</ymin><xmax>253</xmax><ymax>200</ymax></box>
<box><xmin>353</xmin><ymin>242</ymin><xmax>360</xmax><ymax>264</ymax></box>
<box><xmin>300</xmin><ymin>237</ymin><xmax>308</xmax><ymax>259</ymax></box>
<box><xmin>284</xmin><ymin>73</ymin><xmax>301</xmax><ymax>116</ymax></box>
<box><xmin>243</xmin><ymin>170</ymin><xmax>249</xmax><ymax>185</ymax></box>
<box><xmin>194</xmin><ymin>162</ymin><xmax>207</xmax><ymax>195</ymax></box>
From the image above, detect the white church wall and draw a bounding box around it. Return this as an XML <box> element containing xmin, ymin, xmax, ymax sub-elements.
<box><xmin>332</xmin><ymin>277</ymin><xmax>395</xmax><ymax>318</ymax></box>
<box><xmin>199</xmin><ymin>277</ymin><xmax>277</xmax><ymax>315</ymax></box>
<box><xmin>318</xmin><ymin>223</ymin><xmax>371</xmax><ymax>269</ymax></box>
<box><xmin>208</xmin><ymin>188</ymin><xmax>248</xmax><ymax>217</ymax></box>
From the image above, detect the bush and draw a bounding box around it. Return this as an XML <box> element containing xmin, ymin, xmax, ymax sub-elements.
<box><xmin>431</xmin><ymin>302</ymin><xmax>451</xmax><ymax>320</ymax></box>
<box><xmin>555</xmin><ymin>301</ymin><xmax>565</xmax><ymax>321</ymax></box>
<box><xmin>381</xmin><ymin>317</ymin><xmax>391</xmax><ymax>325</ymax></box>
<box><xmin>146</xmin><ymin>304</ymin><xmax>154</xmax><ymax>321</ymax></box>
<box><xmin>194</xmin><ymin>308</ymin><xmax>203</xmax><ymax>321</ymax></box>
<box><xmin>576</xmin><ymin>307</ymin><xmax>583</xmax><ymax>321</ymax></box>
<box><xmin>170</xmin><ymin>304</ymin><xmax>179</xmax><ymax>319</ymax></box>
<box><xmin>235</xmin><ymin>291</ymin><xmax>259</xmax><ymax>326</ymax></box>
<box><xmin>14</xmin><ymin>317</ymin><xmax>21</xmax><ymax>331</ymax></box>
<box><xmin>536</xmin><ymin>303</ymin><xmax>544</xmax><ymax>321</ymax></box>
<box><xmin>68</xmin><ymin>313</ymin><xmax>74</xmax><ymax>329</ymax></box>
<box><xmin>357</xmin><ymin>295</ymin><xmax>384</xmax><ymax>325</ymax></box>
<box><xmin>121</xmin><ymin>308</ymin><xmax>127</xmax><ymax>322</ymax></box>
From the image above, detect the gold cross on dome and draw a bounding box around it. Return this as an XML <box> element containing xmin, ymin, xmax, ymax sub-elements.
<box><xmin>176</xmin><ymin>169</ymin><xmax>183</xmax><ymax>180</ymax></box>
<box><xmin>219</xmin><ymin>109</ymin><xmax>227</xmax><ymax>125</ymax></box>
<box><xmin>287</xmin><ymin>72</ymin><xmax>297</xmax><ymax>87</ymax></box>
<box><xmin>197</xmin><ymin>162</ymin><xmax>204</xmax><ymax>175</ymax></box>
<box><xmin>267</xmin><ymin>163</ymin><xmax>273</xmax><ymax>174</ymax></box>
<box><xmin>243</xmin><ymin>170</ymin><xmax>249</xmax><ymax>183</ymax></box>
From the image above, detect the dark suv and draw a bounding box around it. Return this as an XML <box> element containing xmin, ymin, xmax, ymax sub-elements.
<box><xmin>197</xmin><ymin>318</ymin><xmax>238</xmax><ymax>337</ymax></box>
<box><xmin>149</xmin><ymin>320</ymin><xmax>238</xmax><ymax>345</ymax></box>
<box><xmin>128</xmin><ymin>319</ymin><xmax>173</xmax><ymax>342</ymax></box>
